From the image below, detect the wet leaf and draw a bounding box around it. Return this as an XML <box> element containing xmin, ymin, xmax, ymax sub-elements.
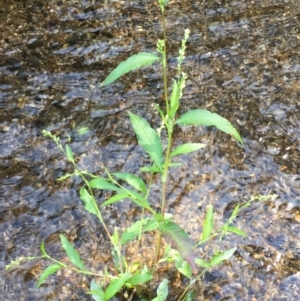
<box><xmin>176</xmin><ymin>109</ymin><xmax>243</xmax><ymax>144</ymax></box>
<box><xmin>60</xmin><ymin>234</ymin><xmax>85</xmax><ymax>270</ymax></box>
<box><xmin>104</xmin><ymin>273</ymin><xmax>131</xmax><ymax>300</ymax></box>
<box><xmin>90</xmin><ymin>177</ymin><xmax>120</xmax><ymax>192</ymax></box>
<box><xmin>37</xmin><ymin>264</ymin><xmax>61</xmax><ymax>288</ymax></box>
<box><xmin>170</xmin><ymin>143</ymin><xmax>206</xmax><ymax>158</ymax></box>
<box><xmin>79</xmin><ymin>187</ymin><xmax>98</xmax><ymax>216</ymax></box>
<box><xmin>201</xmin><ymin>205</ymin><xmax>214</xmax><ymax>241</ymax></box>
<box><xmin>209</xmin><ymin>247</ymin><xmax>237</xmax><ymax>267</ymax></box>
<box><xmin>128</xmin><ymin>111</ymin><xmax>163</xmax><ymax>171</ymax></box>
<box><xmin>100</xmin><ymin>52</ymin><xmax>159</xmax><ymax>86</ymax></box>
<box><xmin>159</xmin><ymin>220</ymin><xmax>196</xmax><ymax>271</ymax></box>
<box><xmin>113</xmin><ymin>172</ymin><xmax>147</xmax><ymax>194</ymax></box>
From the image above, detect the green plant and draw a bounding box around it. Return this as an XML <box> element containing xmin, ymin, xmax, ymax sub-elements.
<box><xmin>6</xmin><ymin>1</ymin><xmax>277</xmax><ymax>300</ymax></box>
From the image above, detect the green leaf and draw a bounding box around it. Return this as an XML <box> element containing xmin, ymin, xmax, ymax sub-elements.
<box><xmin>79</xmin><ymin>187</ymin><xmax>98</xmax><ymax>216</ymax></box>
<box><xmin>101</xmin><ymin>52</ymin><xmax>159</xmax><ymax>86</ymax></box>
<box><xmin>104</xmin><ymin>273</ymin><xmax>131</xmax><ymax>300</ymax></box>
<box><xmin>60</xmin><ymin>234</ymin><xmax>85</xmax><ymax>270</ymax></box>
<box><xmin>230</xmin><ymin>204</ymin><xmax>240</xmax><ymax>220</ymax></box>
<box><xmin>158</xmin><ymin>0</ymin><xmax>170</xmax><ymax>9</ymax></box>
<box><xmin>195</xmin><ymin>258</ymin><xmax>210</xmax><ymax>269</ymax></box>
<box><xmin>174</xmin><ymin>254</ymin><xmax>192</xmax><ymax>279</ymax></box>
<box><xmin>176</xmin><ymin>109</ymin><xmax>243</xmax><ymax>144</ymax></box>
<box><xmin>182</xmin><ymin>291</ymin><xmax>196</xmax><ymax>301</ymax></box>
<box><xmin>111</xmin><ymin>227</ymin><xmax>119</xmax><ymax>248</ymax></box>
<box><xmin>65</xmin><ymin>145</ymin><xmax>74</xmax><ymax>164</ymax></box>
<box><xmin>169</xmin><ymin>80</ymin><xmax>180</xmax><ymax>119</ymax></box>
<box><xmin>90</xmin><ymin>177</ymin><xmax>120</xmax><ymax>192</ymax></box>
<box><xmin>159</xmin><ymin>220</ymin><xmax>196</xmax><ymax>271</ymax></box>
<box><xmin>201</xmin><ymin>205</ymin><xmax>214</xmax><ymax>241</ymax></box>
<box><xmin>140</xmin><ymin>165</ymin><xmax>161</xmax><ymax>173</ymax></box>
<box><xmin>40</xmin><ymin>241</ymin><xmax>46</xmax><ymax>256</ymax></box>
<box><xmin>170</xmin><ymin>143</ymin><xmax>206</xmax><ymax>158</ymax></box>
<box><xmin>37</xmin><ymin>264</ymin><xmax>61</xmax><ymax>288</ymax></box>
<box><xmin>101</xmin><ymin>192</ymin><xmax>128</xmax><ymax>207</ymax></box>
<box><xmin>227</xmin><ymin>226</ymin><xmax>247</xmax><ymax>237</ymax></box>
<box><xmin>168</xmin><ymin>162</ymin><xmax>182</xmax><ymax>167</ymax></box>
<box><xmin>209</xmin><ymin>247</ymin><xmax>237</xmax><ymax>267</ymax></box>
<box><xmin>121</xmin><ymin>218</ymin><xmax>159</xmax><ymax>245</ymax></box>
<box><xmin>125</xmin><ymin>189</ymin><xmax>152</xmax><ymax>211</ymax></box>
<box><xmin>77</xmin><ymin>126</ymin><xmax>90</xmax><ymax>135</ymax></box>
<box><xmin>89</xmin><ymin>280</ymin><xmax>105</xmax><ymax>301</ymax></box>
<box><xmin>126</xmin><ymin>273</ymin><xmax>153</xmax><ymax>286</ymax></box>
<box><xmin>152</xmin><ymin>278</ymin><xmax>169</xmax><ymax>301</ymax></box>
<box><xmin>113</xmin><ymin>172</ymin><xmax>147</xmax><ymax>194</ymax></box>
<box><xmin>128</xmin><ymin>111</ymin><xmax>163</xmax><ymax>170</ymax></box>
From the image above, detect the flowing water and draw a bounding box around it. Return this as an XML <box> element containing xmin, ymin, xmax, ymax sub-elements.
<box><xmin>1</xmin><ymin>0</ymin><xmax>300</xmax><ymax>300</ymax></box>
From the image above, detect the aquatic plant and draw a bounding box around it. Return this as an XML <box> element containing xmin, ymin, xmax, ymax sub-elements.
<box><xmin>7</xmin><ymin>0</ymin><xmax>276</xmax><ymax>300</ymax></box>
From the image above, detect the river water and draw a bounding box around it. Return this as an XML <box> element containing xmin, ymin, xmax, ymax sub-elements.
<box><xmin>1</xmin><ymin>0</ymin><xmax>300</xmax><ymax>300</ymax></box>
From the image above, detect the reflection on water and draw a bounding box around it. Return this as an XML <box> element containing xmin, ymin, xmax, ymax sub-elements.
<box><xmin>1</xmin><ymin>0</ymin><xmax>300</xmax><ymax>300</ymax></box>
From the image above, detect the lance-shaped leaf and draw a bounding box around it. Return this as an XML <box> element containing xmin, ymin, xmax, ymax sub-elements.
<box><xmin>126</xmin><ymin>272</ymin><xmax>153</xmax><ymax>286</ymax></box>
<box><xmin>104</xmin><ymin>273</ymin><xmax>131</xmax><ymax>300</ymax></box>
<box><xmin>100</xmin><ymin>52</ymin><xmax>159</xmax><ymax>86</ymax></box>
<box><xmin>159</xmin><ymin>220</ymin><xmax>196</xmax><ymax>271</ymax></box>
<box><xmin>79</xmin><ymin>187</ymin><xmax>99</xmax><ymax>216</ymax></box>
<box><xmin>113</xmin><ymin>172</ymin><xmax>147</xmax><ymax>194</ymax></box>
<box><xmin>89</xmin><ymin>280</ymin><xmax>105</xmax><ymax>301</ymax></box>
<box><xmin>37</xmin><ymin>264</ymin><xmax>61</xmax><ymax>288</ymax></box>
<box><xmin>128</xmin><ymin>111</ymin><xmax>163</xmax><ymax>170</ymax></box>
<box><xmin>175</xmin><ymin>109</ymin><xmax>243</xmax><ymax>144</ymax></box>
<box><xmin>60</xmin><ymin>234</ymin><xmax>85</xmax><ymax>270</ymax></box>
<box><xmin>170</xmin><ymin>143</ymin><xmax>206</xmax><ymax>158</ymax></box>
<box><xmin>152</xmin><ymin>278</ymin><xmax>169</xmax><ymax>301</ymax></box>
<box><xmin>121</xmin><ymin>217</ymin><xmax>159</xmax><ymax>245</ymax></box>
<box><xmin>140</xmin><ymin>165</ymin><xmax>161</xmax><ymax>173</ymax></box>
<box><xmin>101</xmin><ymin>192</ymin><xmax>128</xmax><ymax>207</ymax></box>
<box><xmin>201</xmin><ymin>205</ymin><xmax>214</xmax><ymax>242</ymax></box>
<box><xmin>125</xmin><ymin>189</ymin><xmax>152</xmax><ymax>211</ymax></box>
<box><xmin>89</xmin><ymin>177</ymin><xmax>120</xmax><ymax>192</ymax></box>
<box><xmin>65</xmin><ymin>145</ymin><xmax>75</xmax><ymax>164</ymax></box>
<box><xmin>169</xmin><ymin>80</ymin><xmax>180</xmax><ymax>119</ymax></box>
<box><xmin>209</xmin><ymin>247</ymin><xmax>237</xmax><ymax>267</ymax></box>
<box><xmin>195</xmin><ymin>258</ymin><xmax>210</xmax><ymax>269</ymax></box>
<box><xmin>227</xmin><ymin>226</ymin><xmax>247</xmax><ymax>237</ymax></box>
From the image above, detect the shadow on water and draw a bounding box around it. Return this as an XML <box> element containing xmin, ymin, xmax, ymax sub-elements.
<box><xmin>1</xmin><ymin>0</ymin><xmax>300</xmax><ymax>300</ymax></box>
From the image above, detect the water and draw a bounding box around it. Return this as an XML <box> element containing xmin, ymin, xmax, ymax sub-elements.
<box><xmin>1</xmin><ymin>0</ymin><xmax>300</xmax><ymax>300</ymax></box>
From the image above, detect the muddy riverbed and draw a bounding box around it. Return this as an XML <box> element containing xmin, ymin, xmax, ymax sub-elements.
<box><xmin>1</xmin><ymin>0</ymin><xmax>300</xmax><ymax>300</ymax></box>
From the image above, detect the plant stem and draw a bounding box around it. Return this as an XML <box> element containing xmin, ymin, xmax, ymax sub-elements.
<box><xmin>178</xmin><ymin>270</ymin><xmax>207</xmax><ymax>301</ymax></box>
<box><xmin>155</xmin><ymin>8</ymin><xmax>174</xmax><ymax>266</ymax></box>
<box><xmin>161</xmin><ymin>10</ymin><xmax>169</xmax><ymax>114</ymax></box>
